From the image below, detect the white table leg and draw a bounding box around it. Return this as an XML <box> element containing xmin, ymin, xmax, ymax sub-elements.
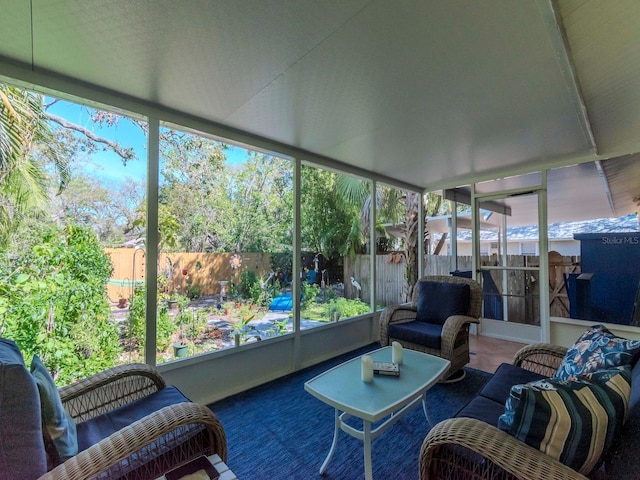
<box><xmin>363</xmin><ymin>420</ymin><xmax>373</xmax><ymax>480</ymax></box>
<box><xmin>422</xmin><ymin>391</ymin><xmax>432</xmax><ymax>426</ymax></box>
<box><xmin>319</xmin><ymin>408</ymin><xmax>341</xmax><ymax>474</ymax></box>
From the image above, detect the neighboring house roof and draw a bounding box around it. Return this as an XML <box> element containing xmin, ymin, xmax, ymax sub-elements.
<box><xmin>452</xmin><ymin>214</ymin><xmax>638</xmax><ymax>242</ymax></box>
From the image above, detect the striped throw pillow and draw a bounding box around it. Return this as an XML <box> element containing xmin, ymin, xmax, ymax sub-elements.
<box><xmin>498</xmin><ymin>370</ymin><xmax>630</xmax><ymax>475</ymax></box>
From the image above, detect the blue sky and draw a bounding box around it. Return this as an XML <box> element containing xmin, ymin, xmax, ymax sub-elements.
<box><xmin>47</xmin><ymin>98</ymin><xmax>250</xmax><ymax>187</ymax></box>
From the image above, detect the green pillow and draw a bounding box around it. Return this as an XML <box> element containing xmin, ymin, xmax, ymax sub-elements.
<box><xmin>30</xmin><ymin>355</ymin><xmax>78</xmax><ymax>466</ymax></box>
<box><xmin>498</xmin><ymin>371</ymin><xmax>630</xmax><ymax>475</ymax></box>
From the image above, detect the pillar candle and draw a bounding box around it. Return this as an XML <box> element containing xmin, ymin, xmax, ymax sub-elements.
<box><xmin>392</xmin><ymin>341</ymin><xmax>403</xmax><ymax>365</ymax></box>
<box><xmin>361</xmin><ymin>355</ymin><xmax>373</xmax><ymax>382</ymax></box>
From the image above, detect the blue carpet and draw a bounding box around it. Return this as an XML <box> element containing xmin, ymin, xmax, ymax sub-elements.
<box><xmin>209</xmin><ymin>344</ymin><xmax>491</xmax><ymax>479</ymax></box>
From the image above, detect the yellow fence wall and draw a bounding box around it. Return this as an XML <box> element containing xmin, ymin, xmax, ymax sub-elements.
<box><xmin>105</xmin><ymin>248</ymin><xmax>273</xmax><ymax>301</ymax></box>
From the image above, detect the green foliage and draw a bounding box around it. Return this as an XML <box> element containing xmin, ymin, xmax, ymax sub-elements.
<box><xmin>301</xmin><ymin>282</ymin><xmax>320</xmax><ymax>310</ymax></box>
<box><xmin>0</xmin><ymin>84</ymin><xmax>69</xmax><ymax>247</ymax></box>
<box><xmin>238</xmin><ymin>269</ymin><xmax>262</xmax><ymax>303</ymax></box>
<box><xmin>181</xmin><ymin>308</ymin><xmax>207</xmax><ymax>341</ymax></box>
<box><xmin>232</xmin><ymin>313</ymin><xmax>256</xmax><ymax>344</ymax></box>
<box><xmin>186</xmin><ymin>283</ymin><xmax>202</xmax><ymax>299</ymax></box>
<box><xmin>300</xmin><ymin>166</ymin><xmax>361</xmax><ymax>258</ymax></box>
<box><xmin>270</xmin><ymin>253</ymin><xmax>292</xmax><ymax>279</ymax></box>
<box><xmin>127</xmin><ymin>286</ymin><xmax>175</xmax><ymax>351</ymax></box>
<box><xmin>323</xmin><ymin>297</ymin><xmax>370</xmax><ymax>320</ymax></box>
<box><xmin>0</xmin><ymin>223</ymin><xmax>120</xmax><ymax>385</ymax></box>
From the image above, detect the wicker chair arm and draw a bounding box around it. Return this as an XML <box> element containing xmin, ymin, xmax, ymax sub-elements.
<box><xmin>379</xmin><ymin>303</ymin><xmax>417</xmax><ymax>346</ymax></box>
<box><xmin>59</xmin><ymin>363</ymin><xmax>166</xmax><ymax>422</ymax></box>
<box><xmin>512</xmin><ymin>343</ymin><xmax>568</xmax><ymax>377</ymax></box>
<box><xmin>420</xmin><ymin>417</ymin><xmax>588</xmax><ymax>480</ymax></box>
<box><xmin>40</xmin><ymin>402</ymin><xmax>227</xmax><ymax>480</ymax></box>
<box><xmin>439</xmin><ymin>315</ymin><xmax>479</xmax><ymax>358</ymax></box>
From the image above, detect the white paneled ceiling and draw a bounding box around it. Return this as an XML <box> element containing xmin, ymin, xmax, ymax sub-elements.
<box><xmin>0</xmin><ymin>0</ymin><xmax>639</xmax><ymax>226</ymax></box>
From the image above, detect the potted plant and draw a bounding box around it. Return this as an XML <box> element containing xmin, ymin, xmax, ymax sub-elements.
<box><xmin>117</xmin><ymin>294</ymin><xmax>128</xmax><ymax>309</ymax></box>
<box><xmin>168</xmin><ymin>293</ymin><xmax>188</xmax><ymax>311</ymax></box>
<box><xmin>173</xmin><ymin>310</ymin><xmax>188</xmax><ymax>358</ymax></box>
<box><xmin>172</xmin><ymin>341</ymin><xmax>188</xmax><ymax>358</ymax></box>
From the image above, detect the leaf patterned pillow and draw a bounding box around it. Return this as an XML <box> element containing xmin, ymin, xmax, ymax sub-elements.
<box><xmin>555</xmin><ymin>324</ymin><xmax>640</xmax><ymax>380</ymax></box>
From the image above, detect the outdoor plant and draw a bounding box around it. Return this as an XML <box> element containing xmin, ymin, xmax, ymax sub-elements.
<box><xmin>301</xmin><ymin>282</ymin><xmax>320</xmax><ymax>310</ymax></box>
<box><xmin>239</xmin><ymin>269</ymin><xmax>262</xmax><ymax>304</ymax></box>
<box><xmin>266</xmin><ymin>317</ymin><xmax>290</xmax><ymax>337</ymax></box>
<box><xmin>127</xmin><ymin>286</ymin><xmax>175</xmax><ymax>351</ymax></box>
<box><xmin>232</xmin><ymin>314</ymin><xmax>256</xmax><ymax>345</ymax></box>
<box><xmin>183</xmin><ymin>308</ymin><xmax>207</xmax><ymax>342</ymax></box>
<box><xmin>0</xmin><ymin>224</ymin><xmax>121</xmax><ymax>385</ymax></box>
<box><xmin>323</xmin><ymin>297</ymin><xmax>370</xmax><ymax>321</ymax></box>
<box><xmin>186</xmin><ymin>283</ymin><xmax>203</xmax><ymax>299</ymax></box>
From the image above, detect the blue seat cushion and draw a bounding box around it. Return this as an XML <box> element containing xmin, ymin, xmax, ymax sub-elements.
<box><xmin>416</xmin><ymin>281</ymin><xmax>470</xmax><ymax>326</ymax></box>
<box><xmin>455</xmin><ymin>395</ymin><xmax>505</xmax><ymax>425</ymax></box>
<box><xmin>77</xmin><ymin>385</ymin><xmax>190</xmax><ymax>451</ymax></box>
<box><xmin>479</xmin><ymin>362</ymin><xmax>545</xmax><ymax>405</ymax></box>
<box><xmin>387</xmin><ymin>321</ymin><xmax>442</xmax><ymax>349</ymax></box>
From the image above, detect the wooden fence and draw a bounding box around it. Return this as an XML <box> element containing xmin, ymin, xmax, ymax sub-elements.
<box><xmin>345</xmin><ymin>253</ymin><xmax>580</xmax><ymax>322</ymax></box>
<box><xmin>105</xmin><ymin>248</ymin><xmax>272</xmax><ymax>301</ymax></box>
<box><xmin>107</xmin><ymin>248</ymin><xmax>579</xmax><ymax>322</ymax></box>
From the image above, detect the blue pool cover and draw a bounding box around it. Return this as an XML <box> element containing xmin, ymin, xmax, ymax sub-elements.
<box><xmin>269</xmin><ymin>293</ymin><xmax>293</xmax><ymax>311</ymax></box>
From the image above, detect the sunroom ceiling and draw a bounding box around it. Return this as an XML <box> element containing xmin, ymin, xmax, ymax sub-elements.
<box><xmin>0</xmin><ymin>0</ymin><xmax>639</xmax><ymax>226</ymax></box>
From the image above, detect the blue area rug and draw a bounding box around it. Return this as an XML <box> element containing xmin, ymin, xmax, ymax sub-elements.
<box><xmin>209</xmin><ymin>344</ymin><xmax>491</xmax><ymax>479</ymax></box>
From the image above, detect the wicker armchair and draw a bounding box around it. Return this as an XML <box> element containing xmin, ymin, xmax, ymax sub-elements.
<box><xmin>418</xmin><ymin>343</ymin><xmax>592</xmax><ymax>480</ymax></box>
<box><xmin>43</xmin><ymin>363</ymin><xmax>227</xmax><ymax>480</ymax></box>
<box><xmin>379</xmin><ymin>275</ymin><xmax>482</xmax><ymax>380</ymax></box>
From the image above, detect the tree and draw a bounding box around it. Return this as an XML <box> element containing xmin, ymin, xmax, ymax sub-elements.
<box><xmin>0</xmin><ymin>84</ymin><xmax>68</xmax><ymax>246</ymax></box>
<box><xmin>222</xmin><ymin>152</ymin><xmax>293</xmax><ymax>253</ymax></box>
<box><xmin>336</xmin><ymin>174</ymin><xmax>446</xmax><ymax>301</ymax></box>
<box><xmin>300</xmin><ymin>166</ymin><xmax>361</xmax><ymax>258</ymax></box>
<box><xmin>0</xmin><ymin>223</ymin><xmax>121</xmax><ymax>385</ymax></box>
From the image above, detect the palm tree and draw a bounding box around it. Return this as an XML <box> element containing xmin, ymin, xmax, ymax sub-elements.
<box><xmin>0</xmin><ymin>84</ymin><xmax>68</xmax><ymax>246</ymax></box>
<box><xmin>336</xmin><ymin>175</ymin><xmax>444</xmax><ymax>301</ymax></box>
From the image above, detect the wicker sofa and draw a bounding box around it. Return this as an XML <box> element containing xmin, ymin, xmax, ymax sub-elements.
<box><xmin>0</xmin><ymin>338</ymin><xmax>227</xmax><ymax>480</ymax></box>
<box><xmin>419</xmin><ymin>341</ymin><xmax>640</xmax><ymax>480</ymax></box>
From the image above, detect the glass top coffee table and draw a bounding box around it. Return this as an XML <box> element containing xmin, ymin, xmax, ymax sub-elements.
<box><xmin>304</xmin><ymin>346</ymin><xmax>450</xmax><ymax>480</ymax></box>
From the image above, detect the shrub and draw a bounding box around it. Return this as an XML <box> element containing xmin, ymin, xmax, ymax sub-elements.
<box><xmin>0</xmin><ymin>224</ymin><xmax>121</xmax><ymax>385</ymax></box>
<box><xmin>323</xmin><ymin>297</ymin><xmax>370</xmax><ymax>319</ymax></box>
<box><xmin>239</xmin><ymin>269</ymin><xmax>262</xmax><ymax>303</ymax></box>
<box><xmin>186</xmin><ymin>283</ymin><xmax>203</xmax><ymax>299</ymax></box>
<box><xmin>127</xmin><ymin>286</ymin><xmax>175</xmax><ymax>351</ymax></box>
<box><xmin>302</xmin><ymin>282</ymin><xmax>320</xmax><ymax>310</ymax></box>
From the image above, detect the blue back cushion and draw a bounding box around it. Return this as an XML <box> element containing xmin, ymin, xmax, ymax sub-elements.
<box><xmin>416</xmin><ymin>281</ymin><xmax>470</xmax><ymax>325</ymax></box>
<box><xmin>30</xmin><ymin>355</ymin><xmax>78</xmax><ymax>467</ymax></box>
<box><xmin>0</xmin><ymin>339</ymin><xmax>47</xmax><ymax>480</ymax></box>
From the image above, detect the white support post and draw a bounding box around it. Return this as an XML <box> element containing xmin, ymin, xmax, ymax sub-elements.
<box><xmin>145</xmin><ymin>117</ymin><xmax>159</xmax><ymax>365</ymax></box>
